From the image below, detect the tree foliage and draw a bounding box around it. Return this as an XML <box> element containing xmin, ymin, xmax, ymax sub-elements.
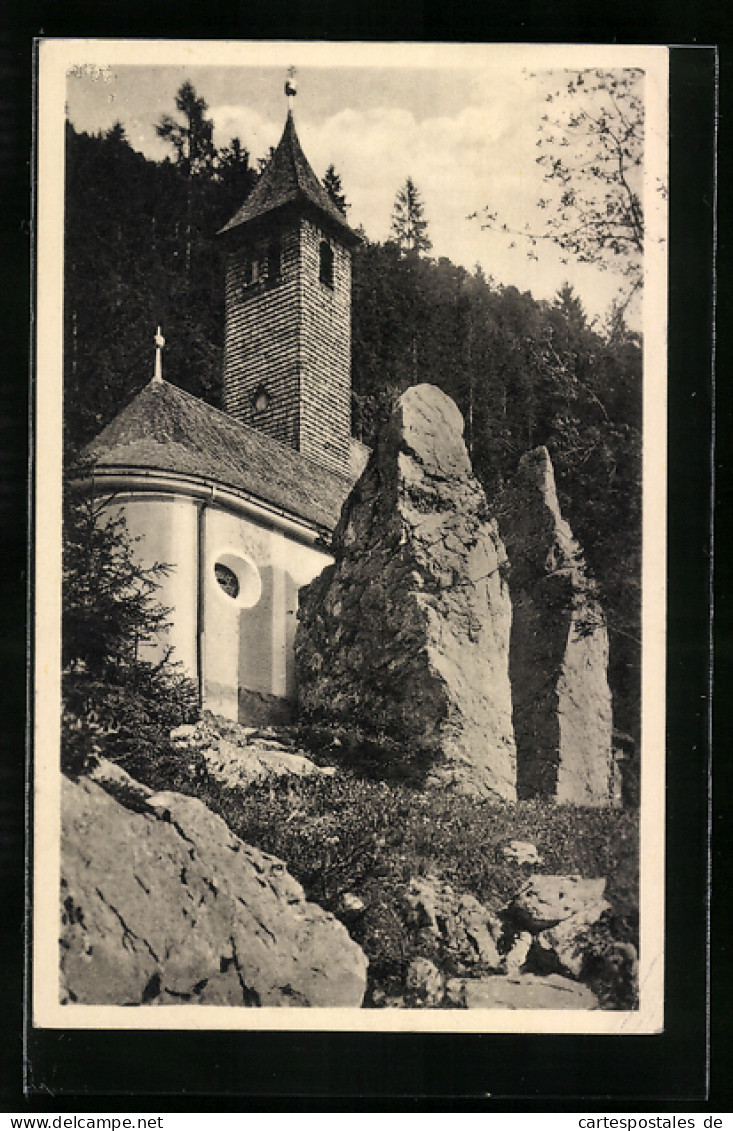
<box><xmin>63</xmin><ymin>484</ymin><xmax>173</xmax><ymax>680</ymax></box>
<box><xmin>390</xmin><ymin>176</ymin><xmax>432</xmax><ymax>255</ymax></box>
<box><xmin>322</xmin><ymin>163</ymin><xmax>350</xmax><ymax>214</ymax></box>
<box><xmin>155</xmin><ymin>79</ymin><xmax>217</xmax><ymax>178</ymax></box>
<box><xmin>474</xmin><ymin>68</ymin><xmax>646</xmax><ymax>306</ymax></box>
<box><xmin>62</xmin><ymin>469</ymin><xmax>198</xmax><ymax>773</ymax></box>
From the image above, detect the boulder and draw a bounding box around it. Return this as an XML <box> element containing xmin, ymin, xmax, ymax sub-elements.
<box><xmin>534</xmin><ymin>909</ymin><xmax>610</xmax><ymax>978</ymax></box>
<box><xmin>170</xmin><ymin>716</ymin><xmax>334</xmax><ymax>791</ymax></box>
<box><xmin>508</xmin><ymin>874</ymin><xmax>609</xmax><ymax>934</ymax></box>
<box><xmin>60</xmin><ymin>769</ymin><xmax>368</xmax><ymax>1007</ymax></box>
<box><xmin>296</xmin><ymin>384</ymin><xmax>516</xmax><ymax>800</ymax></box>
<box><xmin>445</xmin><ymin>973</ymin><xmax>599</xmax><ymax>1010</ymax></box>
<box><xmin>494</xmin><ymin>446</ymin><xmax>615</xmax><ymax>806</ymax></box>
<box><xmin>339</xmin><ymin>892</ymin><xmax>367</xmax><ymax>917</ymax></box>
<box><xmin>400</xmin><ymin>875</ymin><xmax>503</xmax><ymax>971</ymax></box>
<box><xmin>500</xmin><ymin>840</ymin><xmax>542</xmax><ymax>867</ymax></box>
<box><xmin>404</xmin><ymin>957</ymin><xmax>445</xmax><ymax>1007</ymax></box>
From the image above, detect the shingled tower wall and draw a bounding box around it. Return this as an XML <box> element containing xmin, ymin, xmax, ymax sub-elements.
<box><xmin>219</xmin><ymin>111</ymin><xmax>357</xmax><ymax>478</ymax></box>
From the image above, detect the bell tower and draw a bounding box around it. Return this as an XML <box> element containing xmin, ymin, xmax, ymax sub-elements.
<box><xmin>218</xmin><ymin>78</ymin><xmax>359</xmax><ymax>478</ymax></box>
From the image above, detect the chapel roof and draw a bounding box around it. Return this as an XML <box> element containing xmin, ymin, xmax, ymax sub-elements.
<box><xmin>218</xmin><ymin>110</ymin><xmax>359</xmax><ymax>245</ymax></box>
<box><xmin>85</xmin><ymin>378</ymin><xmax>369</xmax><ymax>534</ymax></box>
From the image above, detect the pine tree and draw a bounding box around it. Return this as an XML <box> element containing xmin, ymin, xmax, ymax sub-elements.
<box><xmin>322</xmin><ymin>164</ymin><xmax>349</xmax><ymax>214</ymax></box>
<box><xmin>155</xmin><ymin>80</ymin><xmax>217</xmax><ymax>178</ymax></box>
<box><xmin>156</xmin><ymin>81</ymin><xmax>217</xmax><ymax>274</ymax></box>
<box><xmin>554</xmin><ymin>282</ymin><xmax>588</xmax><ymax>332</ymax></box>
<box><xmin>216</xmin><ymin>137</ymin><xmax>258</xmax><ymax>221</ymax></box>
<box><xmin>390</xmin><ymin>176</ymin><xmax>432</xmax><ymax>255</ymax></box>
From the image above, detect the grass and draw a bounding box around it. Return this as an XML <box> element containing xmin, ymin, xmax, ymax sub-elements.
<box><xmin>114</xmin><ymin>733</ymin><xmax>639</xmax><ymax>1006</ymax></box>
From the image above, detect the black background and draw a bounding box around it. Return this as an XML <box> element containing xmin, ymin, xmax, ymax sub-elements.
<box><xmin>0</xmin><ymin>3</ymin><xmax>726</xmax><ymax>1109</ymax></box>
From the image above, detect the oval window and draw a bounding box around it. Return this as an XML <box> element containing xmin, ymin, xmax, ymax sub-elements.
<box><xmin>214</xmin><ymin>562</ymin><xmax>240</xmax><ymax>600</ymax></box>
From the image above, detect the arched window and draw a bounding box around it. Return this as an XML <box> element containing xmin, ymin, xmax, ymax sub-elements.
<box><xmin>319</xmin><ymin>240</ymin><xmax>334</xmax><ymax>288</ymax></box>
<box><xmin>267</xmin><ymin>239</ymin><xmax>282</xmax><ymax>279</ymax></box>
<box><xmin>253</xmin><ymin>385</ymin><xmax>270</xmax><ymax>413</ymax></box>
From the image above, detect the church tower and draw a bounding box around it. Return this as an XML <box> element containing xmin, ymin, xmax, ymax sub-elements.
<box><xmin>218</xmin><ymin>88</ymin><xmax>359</xmax><ymax>478</ymax></box>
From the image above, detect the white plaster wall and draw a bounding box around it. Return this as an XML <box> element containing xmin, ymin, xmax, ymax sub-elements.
<box><xmin>96</xmin><ymin>491</ymin><xmax>331</xmax><ymax>723</ymax></box>
<box><xmin>202</xmin><ymin>506</ymin><xmax>331</xmax><ymax>721</ymax></box>
<box><xmin>100</xmin><ymin>494</ymin><xmax>199</xmax><ymax>681</ymax></box>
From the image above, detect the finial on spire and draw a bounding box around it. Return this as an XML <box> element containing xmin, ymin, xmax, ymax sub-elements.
<box><xmin>285</xmin><ymin>66</ymin><xmax>297</xmax><ymax>112</ymax></box>
<box><xmin>153</xmin><ymin>325</ymin><xmax>165</xmax><ymax>382</ymax></box>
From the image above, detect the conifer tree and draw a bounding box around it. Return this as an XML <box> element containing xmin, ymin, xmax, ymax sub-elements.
<box><xmin>390</xmin><ymin>176</ymin><xmax>432</xmax><ymax>255</ymax></box>
<box><xmin>156</xmin><ymin>80</ymin><xmax>217</xmax><ymax>273</ymax></box>
<box><xmin>63</xmin><ymin>484</ymin><xmax>175</xmax><ymax>681</ymax></box>
<box><xmin>155</xmin><ymin>80</ymin><xmax>217</xmax><ymax>178</ymax></box>
<box><xmin>62</xmin><ymin>471</ymin><xmax>198</xmax><ymax>773</ymax></box>
<box><xmin>322</xmin><ymin>163</ymin><xmax>350</xmax><ymax>214</ymax></box>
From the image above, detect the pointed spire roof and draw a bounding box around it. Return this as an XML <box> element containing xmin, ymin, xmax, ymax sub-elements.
<box><xmin>218</xmin><ymin>110</ymin><xmax>359</xmax><ymax>245</ymax></box>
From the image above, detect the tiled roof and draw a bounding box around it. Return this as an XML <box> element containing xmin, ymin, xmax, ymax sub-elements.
<box><xmin>85</xmin><ymin>378</ymin><xmax>365</xmax><ymax>533</ymax></box>
<box><xmin>218</xmin><ymin>111</ymin><xmax>359</xmax><ymax>245</ymax></box>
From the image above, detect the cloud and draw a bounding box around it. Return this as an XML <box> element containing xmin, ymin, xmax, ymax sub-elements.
<box><xmin>207</xmin><ymin>78</ymin><xmax>639</xmax><ymax>324</ymax></box>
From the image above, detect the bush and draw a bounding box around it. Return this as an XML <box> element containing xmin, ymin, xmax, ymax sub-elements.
<box><xmin>62</xmin><ymin>469</ymin><xmax>200</xmax><ymax>778</ymax></box>
<box><xmin>62</xmin><ymin>671</ymin><xmax>199</xmax><ymax>780</ymax></box>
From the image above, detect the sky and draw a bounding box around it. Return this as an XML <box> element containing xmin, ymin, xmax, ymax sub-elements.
<box><xmin>61</xmin><ymin>42</ymin><xmax>668</xmax><ymax>330</ymax></box>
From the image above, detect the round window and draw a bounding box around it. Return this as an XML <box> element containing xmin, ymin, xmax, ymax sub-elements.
<box><xmin>214</xmin><ymin>562</ymin><xmax>240</xmax><ymax>599</ymax></box>
<box><xmin>212</xmin><ymin>553</ymin><xmax>262</xmax><ymax>608</ymax></box>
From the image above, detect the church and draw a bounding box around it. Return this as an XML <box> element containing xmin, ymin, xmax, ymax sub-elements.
<box><xmin>85</xmin><ymin>98</ymin><xmax>369</xmax><ymax>725</ymax></box>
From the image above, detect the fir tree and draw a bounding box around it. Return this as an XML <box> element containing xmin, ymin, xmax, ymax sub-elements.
<box><xmin>390</xmin><ymin>176</ymin><xmax>432</xmax><ymax>255</ymax></box>
<box><xmin>62</xmin><ymin>470</ymin><xmax>198</xmax><ymax>773</ymax></box>
<box><xmin>155</xmin><ymin>80</ymin><xmax>217</xmax><ymax>178</ymax></box>
<box><xmin>322</xmin><ymin>163</ymin><xmax>350</xmax><ymax>214</ymax></box>
<box><xmin>63</xmin><ymin>483</ymin><xmax>175</xmax><ymax>681</ymax></box>
<box><xmin>156</xmin><ymin>81</ymin><xmax>217</xmax><ymax>274</ymax></box>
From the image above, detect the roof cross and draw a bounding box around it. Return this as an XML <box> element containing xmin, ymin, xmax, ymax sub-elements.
<box><xmin>285</xmin><ymin>66</ymin><xmax>297</xmax><ymax>112</ymax></box>
<box><xmin>153</xmin><ymin>325</ymin><xmax>165</xmax><ymax>383</ymax></box>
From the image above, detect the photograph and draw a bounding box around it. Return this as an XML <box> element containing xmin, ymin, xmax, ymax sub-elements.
<box><xmin>33</xmin><ymin>39</ymin><xmax>668</xmax><ymax>1034</ymax></box>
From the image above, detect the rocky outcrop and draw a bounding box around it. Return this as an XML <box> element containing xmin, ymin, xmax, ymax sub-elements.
<box><xmin>60</xmin><ymin>766</ymin><xmax>368</xmax><ymax>1007</ymax></box>
<box><xmin>508</xmin><ymin>874</ymin><xmax>609</xmax><ymax>933</ymax></box>
<box><xmin>296</xmin><ymin>384</ymin><xmax>516</xmax><ymax>800</ymax></box>
<box><xmin>505</xmin><ymin>874</ymin><xmax>611</xmax><ymax>980</ymax></box>
<box><xmin>400</xmin><ymin>875</ymin><xmax>503</xmax><ymax>971</ymax></box>
<box><xmin>170</xmin><ymin>714</ymin><xmax>335</xmax><ymax>791</ymax></box>
<box><xmin>494</xmin><ymin>446</ymin><xmax>615</xmax><ymax>806</ymax></box>
<box><xmin>445</xmin><ymin>973</ymin><xmax>599</xmax><ymax>1010</ymax></box>
<box><xmin>378</xmin><ymin>870</ymin><xmax>615</xmax><ymax>1008</ymax></box>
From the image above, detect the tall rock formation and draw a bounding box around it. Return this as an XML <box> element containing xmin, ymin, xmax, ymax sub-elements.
<box><xmin>295</xmin><ymin>384</ymin><xmax>516</xmax><ymax>800</ymax></box>
<box><xmin>494</xmin><ymin>447</ymin><xmax>614</xmax><ymax>806</ymax></box>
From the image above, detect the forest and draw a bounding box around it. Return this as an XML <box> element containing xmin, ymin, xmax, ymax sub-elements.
<box><xmin>63</xmin><ymin>87</ymin><xmax>643</xmax><ymax>771</ymax></box>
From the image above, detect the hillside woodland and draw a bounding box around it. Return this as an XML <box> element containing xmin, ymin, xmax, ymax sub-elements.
<box><xmin>64</xmin><ymin>119</ymin><xmax>642</xmax><ymax>755</ymax></box>
<box><xmin>61</xmin><ymin>116</ymin><xmax>643</xmax><ymax>1008</ymax></box>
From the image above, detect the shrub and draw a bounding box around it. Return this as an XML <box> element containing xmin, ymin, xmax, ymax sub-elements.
<box><xmin>62</xmin><ymin>671</ymin><xmax>199</xmax><ymax>782</ymax></box>
<box><xmin>61</xmin><ymin>467</ymin><xmax>199</xmax><ymax>777</ymax></box>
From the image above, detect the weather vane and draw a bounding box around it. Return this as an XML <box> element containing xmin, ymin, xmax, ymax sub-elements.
<box><xmin>153</xmin><ymin>325</ymin><xmax>165</xmax><ymax>382</ymax></box>
<box><xmin>285</xmin><ymin>66</ymin><xmax>297</xmax><ymax>110</ymax></box>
